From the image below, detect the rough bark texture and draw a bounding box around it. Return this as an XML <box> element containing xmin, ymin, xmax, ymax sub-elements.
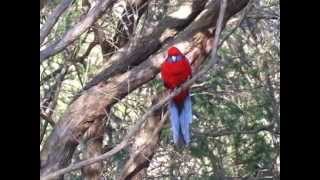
<box><xmin>81</xmin><ymin>119</ymin><xmax>105</xmax><ymax>180</ymax></box>
<box><xmin>40</xmin><ymin>0</ymin><xmax>249</xmax><ymax>178</ymax></box>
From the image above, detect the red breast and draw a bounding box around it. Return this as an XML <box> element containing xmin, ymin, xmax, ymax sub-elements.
<box><xmin>161</xmin><ymin>47</ymin><xmax>192</xmax><ymax>104</ymax></box>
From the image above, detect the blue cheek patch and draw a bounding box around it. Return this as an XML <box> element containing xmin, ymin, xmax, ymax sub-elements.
<box><xmin>168</xmin><ymin>55</ymin><xmax>183</xmax><ymax>63</ymax></box>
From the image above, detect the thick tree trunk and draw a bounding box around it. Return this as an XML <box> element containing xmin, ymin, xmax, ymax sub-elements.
<box><xmin>40</xmin><ymin>1</ymin><xmax>249</xmax><ymax>178</ymax></box>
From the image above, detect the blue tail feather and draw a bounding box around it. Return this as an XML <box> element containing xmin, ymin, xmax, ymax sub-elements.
<box><xmin>180</xmin><ymin>95</ymin><xmax>192</xmax><ymax>145</ymax></box>
<box><xmin>168</xmin><ymin>95</ymin><xmax>192</xmax><ymax>146</ymax></box>
<box><xmin>169</xmin><ymin>100</ymin><xmax>181</xmax><ymax>144</ymax></box>
<box><xmin>182</xmin><ymin>95</ymin><xmax>192</xmax><ymax>124</ymax></box>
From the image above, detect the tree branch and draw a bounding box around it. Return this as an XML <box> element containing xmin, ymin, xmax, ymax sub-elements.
<box><xmin>218</xmin><ymin>0</ymin><xmax>253</xmax><ymax>48</ymax></box>
<box><xmin>40</xmin><ymin>112</ymin><xmax>56</xmax><ymax>127</ymax></box>
<box><xmin>40</xmin><ymin>0</ymin><xmax>116</xmax><ymax>62</ymax></box>
<box><xmin>40</xmin><ymin>0</ymin><xmax>74</xmax><ymax>45</ymax></box>
<box><xmin>40</xmin><ymin>64</ymin><xmax>64</xmax><ymax>86</ymax></box>
<box><xmin>81</xmin><ymin>119</ymin><xmax>105</xmax><ymax>180</ymax></box>
<box><xmin>78</xmin><ymin>0</ymin><xmax>208</xmax><ymax>93</ymax></box>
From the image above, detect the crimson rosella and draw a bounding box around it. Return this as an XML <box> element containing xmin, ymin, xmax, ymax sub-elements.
<box><xmin>160</xmin><ymin>47</ymin><xmax>192</xmax><ymax>146</ymax></box>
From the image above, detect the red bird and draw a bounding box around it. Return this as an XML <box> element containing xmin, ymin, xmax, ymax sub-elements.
<box><xmin>161</xmin><ymin>47</ymin><xmax>192</xmax><ymax>146</ymax></box>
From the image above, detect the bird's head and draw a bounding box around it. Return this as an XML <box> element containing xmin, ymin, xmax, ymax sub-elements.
<box><xmin>167</xmin><ymin>47</ymin><xmax>184</xmax><ymax>63</ymax></box>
